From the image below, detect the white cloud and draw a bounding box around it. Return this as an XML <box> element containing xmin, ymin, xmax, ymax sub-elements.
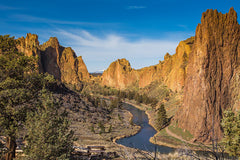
<box><xmin>54</xmin><ymin>29</ymin><xmax>179</xmax><ymax>72</ymax></box>
<box><xmin>10</xmin><ymin>14</ymin><xmax>115</xmax><ymax>26</ymax></box>
<box><xmin>126</xmin><ymin>6</ymin><xmax>146</xmax><ymax>10</ymax></box>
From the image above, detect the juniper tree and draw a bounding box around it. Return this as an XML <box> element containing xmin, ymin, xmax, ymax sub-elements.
<box><xmin>0</xmin><ymin>35</ymin><xmax>56</xmax><ymax>160</ymax></box>
<box><xmin>157</xmin><ymin>104</ymin><xmax>168</xmax><ymax>130</ymax></box>
<box><xmin>24</xmin><ymin>89</ymin><xmax>74</xmax><ymax>160</ymax></box>
<box><xmin>0</xmin><ymin>35</ymin><xmax>38</xmax><ymax>160</ymax></box>
<box><xmin>221</xmin><ymin>110</ymin><xmax>240</xmax><ymax>157</ymax></box>
<box><xmin>98</xmin><ymin>121</ymin><xmax>105</xmax><ymax>134</ymax></box>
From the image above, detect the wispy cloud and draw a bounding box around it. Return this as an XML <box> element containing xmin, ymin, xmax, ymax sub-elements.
<box><xmin>0</xmin><ymin>4</ymin><xmax>22</xmax><ymax>10</ymax></box>
<box><xmin>9</xmin><ymin>14</ymin><xmax>116</xmax><ymax>26</ymax></box>
<box><xmin>53</xmin><ymin>29</ymin><xmax>179</xmax><ymax>72</ymax></box>
<box><xmin>126</xmin><ymin>6</ymin><xmax>146</xmax><ymax>10</ymax></box>
<box><xmin>177</xmin><ymin>24</ymin><xmax>189</xmax><ymax>30</ymax></box>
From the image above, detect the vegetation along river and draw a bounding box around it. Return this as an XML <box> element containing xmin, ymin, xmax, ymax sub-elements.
<box><xmin>116</xmin><ymin>103</ymin><xmax>175</xmax><ymax>153</ymax></box>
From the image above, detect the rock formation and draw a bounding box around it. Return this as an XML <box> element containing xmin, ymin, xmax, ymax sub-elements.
<box><xmin>177</xmin><ymin>8</ymin><xmax>240</xmax><ymax>142</ymax></box>
<box><xmin>16</xmin><ymin>8</ymin><xmax>240</xmax><ymax>143</ymax></box>
<box><xmin>18</xmin><ymin>33</ymin><xmax>44</xmax><ymax>72</ymax></box>
<box><xmin>18</xmin><ymin>33</ymin><xmax>40</xmax><ymax>57</ymax></box>
<box><xmin>102</xmin><ymin>8</ymin><xmax>240</xmax><ymax>143</ymax></box>
<box><xmin>101</xmin><ymin>59</ymin><xmax>138</xmax><ymax>89</ymax></box>
<box><xmin>17</xmin><ymin>33</ymin><xmax>89</xmax><ymax>84</ymax></box>
<box><xmin>102</xmin><ymin>37</ymin><xmax>194</xmax><ymax>92</ymax></box>
<box><xmin>40</xmin><ymin>37</ymin><xmax>63</xmax><ymax>79</ymax></box>
<box><xmin>137</xmin><ymin>37</ymin><xmax>194</xmax><ymax>91</ymax></box>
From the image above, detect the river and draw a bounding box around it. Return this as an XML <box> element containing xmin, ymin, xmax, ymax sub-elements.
<box><xmin>116</xmin><ymin>103</ymin><xmax>175</xmax><ymax>153</ymax></box>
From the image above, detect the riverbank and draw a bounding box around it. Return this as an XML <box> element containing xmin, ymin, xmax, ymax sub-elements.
<box><xmin>112</xmin><ymin>109</ymin><xmax>141</xmax><ymax>144</ymax></box>
<box><xmin>73</xmin><ymin>97</ymin><xmax>208</xmax><ymax>159</ymax></box>
<box><xmin>71</xmin><ymin>106</ymin><xmax>141</xmax><ymax>155</ymax></box>
<box><xmin>123</xmin><ymin>100</ymin><xmax>200</xmax><ymax>150</ymax></box>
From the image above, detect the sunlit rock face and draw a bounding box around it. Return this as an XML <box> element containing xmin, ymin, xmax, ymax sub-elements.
<box><xmin>137</xmin><ymin>37</ymin><xmax>194</xmax><ymax>91</ymax></box>
<box><xmin>102</xmin><ymin>37</ymin><xmax>194</xmax><ymax>92</ymax></box>
<box><xmin>17</xmin><ymin>33</ymin><xmax>89</xmax><ymax>84</ymax></box>
<box><xmin>18</xmin><ymin>33</ymin><xmax>44</xmax><ymax>72</ymax></box>
<box><xmin>101</xmin><ymin>58</ymin><xmax>139</xmax><ymax>89</ymax></box>
<box><xmin>177</xmin><ymin>8</ymin><xmax>240</xmax><ymax>142</ymax></box>
<box><xmin>102</xmin><ymin>8</ymin><xmax>240</xmax><ymax>143</ymax></box>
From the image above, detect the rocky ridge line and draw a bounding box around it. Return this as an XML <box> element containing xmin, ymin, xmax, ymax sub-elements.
<box><xmin>17</xmin><ymin>33</ymin><xmax>89</xmax><ymax>85</ymax></box>
<box><xmin>101</xmin><ymin>37</ymin><xmax>194</xmax><ymax>92</ymax></box>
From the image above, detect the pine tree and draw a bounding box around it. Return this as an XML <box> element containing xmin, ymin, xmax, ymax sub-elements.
<box><xmin>24</xmin><ymin>89</ymin><xmax>75</xmax><ymax>160</ymax></box>
<box><xmin>94</xmin><ymin>97</ymin><xmax>100</xmax><ymax>107</ymax></box>
<box><xmin>0</xmin><ymin>35</ymin><xmax>38</xmax><ymax>160</ymax></box>
<box><xmin>108</xmin><ymin>125</ymin><xmax>112</xmax><ymax>133</ymax></box>
<box><xmin>91</xmin><ymin>124</ymin><xmax>95</xmax><ymax>133</ymax></box>
<box><xmin>157</xmin><ymin>104</ymin><xmax>168</xmax><ymax>130</ymax></box>
<box><xmin>221</xmin><ymin>110</ymin><xmax>240</xmax><ymax>157</ymax></box>
<box><xmin>101</xmin><ymin>99</ymin><xmax>108</xmax><ymax>109</ymax></box>
<box><xmin>127</xmin><ymin>91</ymin><xmax>134</xmax><ymax>100</ymax></box>
<box><xmin>98</xmin><ymin>121</ymin><xmax>105</xmax><ymax>134</ymax></box>
<box><xmin>0</xmin><ymin>35</ymin><xmax>57</xmax><ymax>160</ymax></box>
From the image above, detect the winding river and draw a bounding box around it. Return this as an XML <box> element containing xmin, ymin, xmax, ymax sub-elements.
<box><xmin>116</xmin><ymin>103</ymin><xmax>175</xmax><ymax>153</ymax></box>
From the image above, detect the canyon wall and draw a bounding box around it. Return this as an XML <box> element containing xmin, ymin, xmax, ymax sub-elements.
<box><xmin>102</xmin><ymin>37</ymin><xmax>194</xmax><ymax>92</ymax></box>
<box><xmin>102</xmin><ymin>8</ymin><xmax>240</xmax><ymax>142</ymax></box>
<box><xmin>18</xmin><ymin>33</ymin><xmax>89</xmax><ymax>85</ymax></box>
<box><xmin>177</xmin><ymin>8</ymin><xmax>240</xmax><ymax>142</ymax></box>
<box><xmin>16</xmin><ymin>8</ymin><xmax>240</xmax><ymax>143</ymax></box>
<box><xmin>101</xmin><ymin>58</ymin><xmax>138</xmax><ymax>89</ymax></box>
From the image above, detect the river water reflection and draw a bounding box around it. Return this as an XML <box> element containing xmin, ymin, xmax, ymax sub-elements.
<box><xmin>116</xmin><ymin>103</ymin><xmax>175</xmax><ymax>153</ymax></box>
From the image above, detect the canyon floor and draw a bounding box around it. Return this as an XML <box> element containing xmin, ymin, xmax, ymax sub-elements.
<box><xmin>69</xmin><ymin>96</ymin><xmax>202</xmax><ymax>159</ymax></box>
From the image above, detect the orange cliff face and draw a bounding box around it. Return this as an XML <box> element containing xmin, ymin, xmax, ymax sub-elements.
<box><xmin>17</xmin><ymin>33</ymin><xmax>89</xmax><ymax>85</ymax></box>
<box><xmin>17</xmin><ymin>33</ymin><xmax>44</xmax><ymax>72</ymax></box>
<box><xmin>176</xmin><ymin>8</ymin><xmax>240</xmax><ymax>142</ymax></box>
<box><xmin>40</xmin><ymin>37</ymin><xmax>63</xmax><ymax>80</ymax></box>
<box><xmin>101</xmin><ymin>58</ymin><xmax>138</xmax><ymax>89</ymax></box>
<box><xmin>101</xmin><ymin>37</ymin><xmax>194</xmax><ymax>92</ymax></box>
<box><xmin>137</xmin><ymin>37</ymin><xmax>194</xmax><ymax>91</ymax></box>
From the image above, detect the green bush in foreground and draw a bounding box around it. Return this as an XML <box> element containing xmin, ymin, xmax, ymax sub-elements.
<box><xmin>221</xmin><ymin>110</ymin><xmax>240</xmax><ymax>157</ymax></box>
<box><xmin>24</xmin><ymin>89</ymin><xmax>75</xmax><ymax>160</ymax></box>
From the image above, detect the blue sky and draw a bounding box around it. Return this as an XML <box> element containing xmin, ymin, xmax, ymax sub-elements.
<box><xmin>0</xmin><ymin>0</ymin><xmax>239</xmax><ymax>72</ymax></box>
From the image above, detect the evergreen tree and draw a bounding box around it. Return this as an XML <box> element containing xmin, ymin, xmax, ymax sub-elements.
<box><xmin>142</xmin><ymin>94</ymin><xmax>151</xmax><ymax>104</ymax></box>
<box><xmin>157</xmin><ymin>104</ymin><xmax>168</xmax><ymax>130</ymax></box>
<box><xmin>91</xmin><ymin>124</ymin><xmax>95</xmax><ymax>133</ymax></box>
<box><xmin>98</xmin><ymin>121</ymin><xmax>105</xmax><ymax>134</ymax></box>
<box><xmin>110</xmin><ymin>98</ymin><xmax>121</xmax><ymax>110</ymax></box>
<box><xmin>0</xmin><ymin>35</ymin><xmax>57</xmax><ymax>159</ymax></box>
<box><xmin>119</xmin><ymin>91</ymin><xmax>126</xmax><ymax>99</ymax></box>
<box><xmin>0</xmin><ymin>35</ymin><xmax>39</xmax><ymax>160</ymax></box>
<box><xmin>221</xmin><ymin>110</ymin><xmax>240</xmax><ymax>157</ymax></box>
<box><xmin>24</xmin><ymin>89</ymin><xmax>74</xmax><ymax>160</ymax></box>
<box><xmin>108</xmin><ymin>125</ymin><xmax>112</xmax><ymax>133</ymax></box>
<box><xmin>134</xmin><ymin>93</ymin><xmax>141</xmax><ymax>104</ymax></box>
<box><xmin>101</xmin><ymin>100</ymin><xmax>108</xmax><ymax>109</ymax></box>
<box><xmin>0</xmin><ymin>141</ymin><xmax>6</xmax><ymax>159</ymax></box>
<box><xmin>127</xmin><ymin>91</ymin><xmax>134</xmax><ymax>100</ymax></box>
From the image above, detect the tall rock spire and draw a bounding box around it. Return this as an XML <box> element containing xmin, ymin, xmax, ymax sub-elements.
<box><xmin>177</xmin><ymin>8</ymin><xmax>240</xmax><ymax>142</ymax></box>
